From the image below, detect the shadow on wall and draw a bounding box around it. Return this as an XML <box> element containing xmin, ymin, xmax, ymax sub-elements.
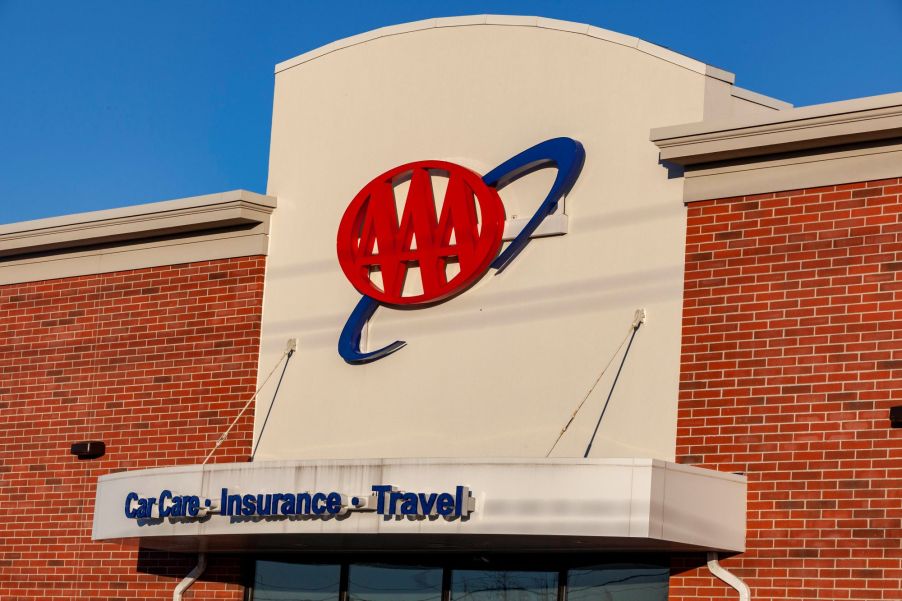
<box><xmin>136</xmin><ymin>549</ymin><xmax>249</xmax><ymax>587</ymax></box>
<box><xmin>264</xmin><ymin>200</ymin><xmax>681</xmax><ymax>282</ymax></box>
<box><xmin>670</xmin><ymin>553</ymin><xmax>743</xmax><ymax>597</ymax></box>
<box><xmin>658</xmin><ymin>158</ymin><xmax>684</xmax><ymax>180</ymax></box>
<box><xmin>263</xmin><ymin>264</ymin><xmax>683</xmax><ymax>350</ymax></box>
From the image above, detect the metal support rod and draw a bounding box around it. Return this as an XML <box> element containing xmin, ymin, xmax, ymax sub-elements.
<box><xmin>251</xmin><ymin>347</ymin><xmax>295</xmax><ymax>460</ymax></box>
<box><xmin>583</xmin><ymin>316</ymin><xmax>643</xmax><ymax>458</ymax></box>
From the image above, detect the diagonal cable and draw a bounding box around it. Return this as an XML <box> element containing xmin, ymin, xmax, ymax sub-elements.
<box><xmin>583</xmin><ymin>319</ymin><xmax>643</xmax><ymax>458</ymax></box>
<box><xmin>202</xmin><ymin>348</ymin><xmax>292</xmax><ymax>465</ymax></box>
<box><xmin>251</xmin><ymin>348</ymin><xmax>295</xmax><ymax>460</ymax></box>
<box><xmin>545</xmin><ymin>321</ymin><xmax>635</xmax><ymax>458</ymax></box>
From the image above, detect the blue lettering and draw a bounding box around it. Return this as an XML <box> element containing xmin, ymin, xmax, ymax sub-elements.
<box><xmin>241</xmin><ymin>494</ymin><xmax>256</xmax><ymax>516</ymax></box>
<box><xmin>388</xmin><ymin>491</ymin><xmax>402</xmax><ymax>515</ymax></box>
<box><xmin>418</xmin><ymin>492</ymin><xmax>437</xmax><ymax>515</ymax></box>
<box><xmin>159</xmin><ymin>490</ymin><xmax>173</xmax><ymax>517</ymax></box>
<box><xmin>227</xmin><ymin>494</ymin><xmax>242</xmax><ymax>516</ymax></box>
<box><xmin>129</xmin><ymin>486</ymin><xmax>472</xmax><ymax>521</ymax></box>
<box><xmin>399</xmin><ymin>492</ymin><xmax>418</xmax><ymax>515</ymax></box>
<box><xmin>256</xmin><ymin>494</ymin><xmax>271</xmax><ymax>516</ymax></box>
<box><xmin>311</xmin><ymin>492</ymin><xmax>327</xmax><ymax>515</ymax></box>
<box><xmin>371</xmin><ymin>485</ymin><xmax>392</xmax><ymax>514</ymax></box>
<box><xmin>457</xmin><ymin>486</ymin><xmax>472</xmax><ymax>517</ymax></box>
<box><xmin>125</xmin><ymin>492</ymin><xmax>139</xmax><ymax>518</ymax></box>
<box><xmin>136</xmin><ymin>496</ymin><xmax>154</xmax><ymax>519</ymax></box>
<box><xmin>326</xmin><ymin>492</ymin><xmax>344</xmax><ymax>515</ymax></box>
<box><xmin>174</xmin><ymin>495</ymin><xmax>187</xmax><ymax>517</ymax></box>
<box><xmin>436</xmin><ymin>493</ymin><xmax>454</xmax><ymax>516</ymax></box>
<box><xmin>297</xmin><ymin>492</ymin><xmax>311</xmax><ymax>514</ymax></box>
<box><xmin>186</xmin><ymin>496</ymin><xmax>200</xmax><ymax>517</ymax></box>
<box><xmin>280</xmin><ymin>494</ymin><xmax>296</xmax><ymax>515</ymax></box>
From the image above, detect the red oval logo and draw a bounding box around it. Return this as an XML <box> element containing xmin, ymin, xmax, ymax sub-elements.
<box><xmin>337</xmin><ymin>160</ymin><xmax>506</xmax><ymax>306</ymax></box>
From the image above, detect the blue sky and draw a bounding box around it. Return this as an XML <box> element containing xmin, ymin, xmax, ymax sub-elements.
<box><xmin>1</xmin><ymin>0</ymin><xmax>901</xmax><ymax>225</ymax></box>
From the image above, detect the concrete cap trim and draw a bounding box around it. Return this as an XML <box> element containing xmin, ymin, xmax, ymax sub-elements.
<box><xmin>274</xmin><ymin>15</ymin><xmax>736</xmax><ymax>83</ymax></box>
<box><xmin>731</xmin><ymin>86</ymin><xmax>793</xmax><ymax>111</ymax></box>
<box><xmin>680</xmin><ymin>141</ymin><xmax>902</xmax><ymax>203</ymax></box>
<box><xmin>0</xmin><ymin>190</ymin><xmax>277</xmax><ymax>259</ymax></box>
<box><xmin>651</xmin><ymin>92</ymin><xmax>902</xmax><ymax>165</ymax></box>
<box><xmin>98</xmin><ymin>455</ymin><xmax>747</xmax><ymax>481</ymax></box>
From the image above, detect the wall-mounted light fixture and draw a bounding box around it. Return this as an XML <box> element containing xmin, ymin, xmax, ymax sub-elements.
<box><xmin>891</xmin><ymin>406</ymin><xmax>902</xmax><ymax>428</ymax></box>
<box><xmin>70</xmin><ymin>441</ymin><xmax>105</xmax><ymax>459</ymax></box>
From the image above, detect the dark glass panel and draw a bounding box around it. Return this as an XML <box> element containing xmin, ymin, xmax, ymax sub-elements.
<box><xmin>566</xmin><ymin>565</ymin><xmax>668</xmax><ymax>601</ymax></box>
<box><xmin>451</xmin><ymin>570</ymin><xmax>558</xmax><ymax>601</ymax></box>
<box><xmin>348</xmin><ymin>564</ymin><xmax>443</xmax><ymax>601</ymax></box>
<box><xmin>253</xmin><ymin>561</ymin><xmax>341</xmax><ymax>601</ymax></box>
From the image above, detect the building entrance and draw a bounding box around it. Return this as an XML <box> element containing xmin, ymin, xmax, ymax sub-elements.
<box><xmin>252</xmin><ymin>555</ymin><xmax>669</xmax><ymax>601</ymax></box>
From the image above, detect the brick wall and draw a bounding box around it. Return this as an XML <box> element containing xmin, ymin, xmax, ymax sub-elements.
<box><xmin>671</xmin><ymin>178</ymin><xmax>902</xmax><ymax>600</ymax></box>
<box><xmin>0</xmin><ymin>256</ymin><xmax>265</xmax><ymax>599</ymax></box>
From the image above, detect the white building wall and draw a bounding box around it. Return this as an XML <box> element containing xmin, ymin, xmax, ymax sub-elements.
<box><xmin>255</xmin><ymin>18</ymin><xmax>718</xmax><ymax>461</ymax></box>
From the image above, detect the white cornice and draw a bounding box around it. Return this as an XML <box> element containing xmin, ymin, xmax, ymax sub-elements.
<box><xmin>0</xmin><ymin>190</ymin><xmax>276</xmax><ymax>259</ymax></box>
<box><xmin>651</xmin><ymin>92</ymin><xmax>902</xmax><ymax>165</ymax></box>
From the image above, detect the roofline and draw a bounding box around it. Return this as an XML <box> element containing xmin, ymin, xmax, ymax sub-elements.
<box><xmin>651</xmin><ymin>91</ymin><xmax>902</xmax><ymax>165</ymax></box>
<box><xmin>0</xmin><ymin>190</ymin><xmax>276</xmax><ymax>259</ymax></box>
<box><xmin>731</xmin><ymin>86</ymin><xmax>793</xmax><ymax>112</ymax></box>
<box><xmin>274</xmin><ymin>14</ymin><xmax>736</xmax><ymax>84</ymax></box>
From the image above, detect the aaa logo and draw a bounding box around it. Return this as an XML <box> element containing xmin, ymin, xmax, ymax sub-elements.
<box><xmin>337</xmin><ymin>138</ymin><xmax>585</xmax><ymax>364</ymax></box>
<box><xmin>337</xmin><ymin>161</ymin><xmax>506</xmax><ymax>306</ymax></box>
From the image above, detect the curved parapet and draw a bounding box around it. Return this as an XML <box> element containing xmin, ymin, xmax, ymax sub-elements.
<box><xmin>275</xmin><ymin>14</ymin><xmax>736</xmax><ymax>83</ymax></box>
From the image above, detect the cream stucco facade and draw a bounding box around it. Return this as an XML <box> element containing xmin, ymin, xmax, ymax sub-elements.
<box><xmin>253</xmin><ymin>16</ymin><xmax>785</xmax><ymax>462</ymax></box>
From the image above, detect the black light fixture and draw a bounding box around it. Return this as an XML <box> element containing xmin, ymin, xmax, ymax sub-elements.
<box><xmin>891</xmin><ymin>406</ymin><xmax>902</xmax><ymax>429</ymax></box>
<box><xmin>70</xmin><ymin>441</ymin><xmax>105</xmax><ymax>459</ymax></box>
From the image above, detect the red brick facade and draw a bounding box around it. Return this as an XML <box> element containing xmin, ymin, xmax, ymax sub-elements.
<box><xmin>671</xmin><ymin>178</ymin><xmax>902</xmax><ymax>600</ymax></box>
<box><xmin>0</xmin><ymin>256</ymin><xmax>265</xmax><ymax>599</ymax></box>
<box><xmin>4</xmin><ymin>179</ymin><xmax>902</xmax><ymax>601</ymax></box>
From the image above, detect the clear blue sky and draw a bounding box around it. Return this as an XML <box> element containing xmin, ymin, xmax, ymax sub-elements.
<box><xmin>1</xmin><ymin>0</ymin><xmax>901</xmax><ymax>225</ymax></box>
